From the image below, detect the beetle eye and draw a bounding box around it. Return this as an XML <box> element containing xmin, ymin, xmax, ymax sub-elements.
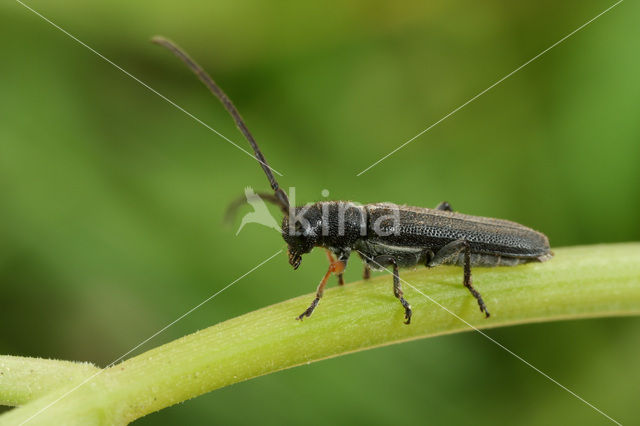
<box><xmin>293</xmin><ymin>220</ymin><xmax>308</xmax><ymax>236</ymax></box>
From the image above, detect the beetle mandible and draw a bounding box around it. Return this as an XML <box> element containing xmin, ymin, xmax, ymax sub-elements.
<box><xmin>153</xmin><ymin>36</ymin><xmax>553</xmax><ymax>324</ymax></box>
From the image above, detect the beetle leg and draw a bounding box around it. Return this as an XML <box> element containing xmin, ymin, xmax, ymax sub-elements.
<box><xmin>389</xmin><ymin>258</ymin><xmax>412</xmax><ymax>325</ymax></box>
<box><xmin>363</xmin><ymin>264</ymin><xmax>371</xmax><ymax>280</ymax></box>
<box><xmin>462</xmin><ymin>240</ymin><xmax>490</xmax><ymax>318</ymax></box>
<box><xmin>356</xmin><ymin>251</ymin><xmax>372</xmax><ymax>280</ymax></box>
<box><xmin>368</xmin><ymin>255</ymin><xmax>412</xmax><ymax>324</ymax></box>
<box><xmin>297</xmin><ymin>258</ymin><xmax>345</xmax><ymax>321</ymax></box>
<box><xmin>359</xmin><ymin>253</ymin><xmax>412</xmax><ymax>324</ymax></box>
<box><xmin>326</xmin><ymin>250</ymin><xmax>344</xmax><ymax>285</ymax></box>
<box><xmin>429</xmin><ymin>239</ymin><xmax>490</xmax><ymax>318</ymax></box>
<box><xmin>423</xmin><ymin>250</ymin><xmax>435</xmax><ymax>268</ymax></box>
<box><xmin>435</xmin><ymin>201</ymin><xmax>453</xmax><ymax>211</ymax></box>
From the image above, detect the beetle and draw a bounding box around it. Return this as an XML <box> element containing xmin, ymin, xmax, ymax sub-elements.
<box><xmin>153</xmin><ymin>36</ymin><xmax>553</xmax><ymax>324</ymax></box>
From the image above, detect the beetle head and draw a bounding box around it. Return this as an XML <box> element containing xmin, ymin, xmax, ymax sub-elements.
<box><xmin>281</xmin><ymin>205</ymin><xmax>322</xmax><ymax>269</ymax></box>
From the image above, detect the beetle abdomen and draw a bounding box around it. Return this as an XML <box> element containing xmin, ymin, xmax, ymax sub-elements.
<box><xmin>441</xmin><ymin>252</ymin><xmax>537</xmax><ymax>267</ymax></box>
<box><xmin>364</xmin><ymin>203</ymin><xmax>552</xmax><ymax>260</ymax></box>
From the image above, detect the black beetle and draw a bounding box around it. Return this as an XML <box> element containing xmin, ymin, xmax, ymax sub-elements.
<box><xmin>153</xmin><ymin>36</ymin><xmax>553</xmax><ymax>324</ymax></box>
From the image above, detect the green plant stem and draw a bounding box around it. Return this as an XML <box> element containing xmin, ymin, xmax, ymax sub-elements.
<box><xmin>2</xmin><ymin>243</ymin><xmax>640</xmax><ymax>425</ymax></box>
<box><xmin>0</xmin><ymin>356</ymin><xmax>98</xmax><ymax>406</ymax></box>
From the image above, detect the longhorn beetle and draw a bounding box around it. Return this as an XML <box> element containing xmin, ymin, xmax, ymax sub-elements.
<box><xmin>153</xmin><ymin>36</ymin><xmax>553</xmax><ymax>324</ymax></box>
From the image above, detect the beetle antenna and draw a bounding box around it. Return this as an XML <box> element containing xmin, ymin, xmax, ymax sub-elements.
<box><xmin>224</xmin><ymin>191</ymin><xmax>288</xmax><ymax>225</ymax></box>
<box><xmin>152</xmin><ymin>36</ymin><xmax>290</xmax><ymax>213</ymax></box>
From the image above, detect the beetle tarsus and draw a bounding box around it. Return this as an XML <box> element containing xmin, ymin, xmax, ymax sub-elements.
<box><xmin>390</xmin><ymin>259</ymin><xmax>413</xmax><ymax>325</ymax></box>
<box><xmin>402</xmin><ymin>302</ymin><xmax>412</xmax><ymax>325</ymax></box>
<box><xmin>297</xmin><ymin>297</ymin><xmax>319</xmax><ymax>321</ymax></box>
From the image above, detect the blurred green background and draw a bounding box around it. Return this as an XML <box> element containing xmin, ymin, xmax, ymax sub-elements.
<box><xmin>1</xmin><ymin>0</ymin><xmax>639</xmax><ymax>424</ymax></box>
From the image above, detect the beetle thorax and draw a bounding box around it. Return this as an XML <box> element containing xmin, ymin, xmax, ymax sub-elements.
<box><xmin>282</xmin><ymin>201</ymin><xmax>366</xmax><ymax>268</ymax></box>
